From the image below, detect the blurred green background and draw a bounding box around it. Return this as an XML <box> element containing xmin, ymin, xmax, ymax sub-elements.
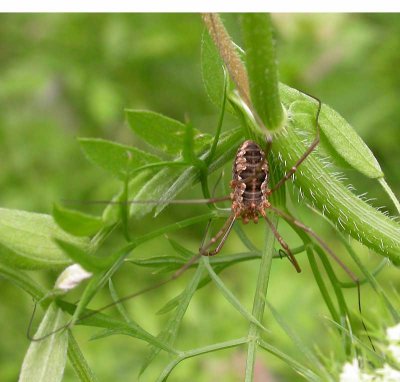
<box><xmin>0</xmin><ymin>14</ymin><xmax>399</xmax><ymax>381</ymax></box>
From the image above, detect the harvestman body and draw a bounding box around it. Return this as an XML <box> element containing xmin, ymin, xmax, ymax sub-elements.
<box><xmin>231</xmin><ymin>140</ymin><xmax>270</xmax><ymax>223</ymax></box>
<box><xmin>200</xmin><ymin>139</ymin><xmax>302</xmax><ymax>272</ymax></box>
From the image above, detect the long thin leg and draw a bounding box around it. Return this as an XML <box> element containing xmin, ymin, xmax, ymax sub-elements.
<box><xmin>200</xmin><ymin>213</ymin><xmax>237</xmax><ymax>256</ymax></box>
<box><xmin>268</xmin><ymin>206</ymin><xmax>376</xmax><ymax>350</ymax></box>
<box><xmin>269</xmin><ymin>94</ymin><xmax>322</xmax><ymax>194</ymax></box>
<box><xmin>264</xmin><ymin>214</ymin><xmax>301</xmax><ymax>273</ymax></box>
<box><xmin>27</xmin><ymin>219</ymin><xmax>218</xmax><ymax>341</ymax></box>
<box><xmin>79</xmin><ymin>218</ymin><xmax>223</xmax><ymax>321</ymax></box>
<box><xmin>268</xmin><ymin>206</ymin><xmax>357</xmax><ymax>281</ymax></box>
<box><xmin>62</xmin><ymin>196</ymin><xmax>231</xmax><ymax>206</ymax></box>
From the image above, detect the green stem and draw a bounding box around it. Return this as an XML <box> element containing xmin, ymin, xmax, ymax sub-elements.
<box><xmin>306</xmin><ymin>247</ymin><xmax>340</xmax><ymax>324</ymax></box>
<box><xmin>241</xmin><ymin>13</ymin><xmax>284</xmax><ymax>130</ymax></box>
<box><xmin>157</xmin><ymin>337</ymin><xmax>248</xmax><ymax>382</ymax></box>
<box><xmin>245</xmin><ymin>215</ymin><xmax>277</xmax><ymax>381</ymax></box>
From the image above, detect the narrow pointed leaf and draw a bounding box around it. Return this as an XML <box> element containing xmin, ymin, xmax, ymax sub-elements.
<box><xmin>267</xmin><ymin>302</ymin><xmax>329</xmax><ymax>378</ymax></box>
<box><xmin>55</xmin><ymin>239</ymin><xmax>108</xmax><ymax>272</ymax></box>
<box><xmin>19</xmin><ymin>304</ymin><xmax>69</xmax><ymax>382</ymax></box>
<box><xmin>108</xmin><ymin>279</ymin><xmax>131</xmax><ymax>323</ymax></box>
<box><xmin>53</xmin><ymin>204</ymin><xmax>104</xmax><ymax>237</ymax></box>
<box><xmin>154</xmin><ymin>127</ymin><xmax>242</xmax><ymax>216</ymax></box>
<box><xmin>103</xmin><ymin>127</ymin><xmax>241</xmax><ymax>222</ymax></box>
<box><xmin>202</xmin><ymin>257</ymin><xmax>267</xmax><ymax>332</ymax></box>
<box><xmin>287</xmin><ymin>95</ymin><xmax>383</xmax><ymax>178</ymax></box>
<box><xmin>126</xmin><ymin>110</ymin><xmax>212</xmax><ymax>156</ymax></box>
<box><xmin>79</xmin><ymin>138</ymin><xmax>160</xmax><ymax>179</ymax></box>
<box><xmin>57</xmin><ymin>301</ymin><xmax>177</xmax><ymax>354</ymax></box>
<box><xmin>156</xmin><ymin>294</ymin><xmax>182</xmax><ymax>315</ymax></box>
<box><xmin>140</xmin><ymin>263</ymin><xmax>204</xmax><ymax>375</ymax></box>
<box><xmin>258</xmin><ymin>340</ymin><xmax>320</xmax><ymax>382</ymax></box>
<box><xmin>67</xmin><ymin>331</ymin><xmax>98</xmax><ymax>382</ymax></box>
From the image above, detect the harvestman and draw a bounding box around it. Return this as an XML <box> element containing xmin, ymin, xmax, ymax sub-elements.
<box><xmin>28</xmin><ymin>93</ymin><xmax>366</xmax><ymax>342</ymax></box>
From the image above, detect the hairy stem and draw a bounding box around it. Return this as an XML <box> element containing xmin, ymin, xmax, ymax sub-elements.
<box><xmin>241</xmin><ymin>13</ymin><xmax>284</xmax><ymax>130</ymax></box>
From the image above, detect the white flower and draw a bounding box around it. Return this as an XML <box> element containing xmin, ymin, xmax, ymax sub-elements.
<box><xmin>387</xmin><ymin>324</ymin><xmax>400</xmax><ymax>342</ymax></box>
<box><xmin>388</xmin><ymin>344</ymin><xmax>400</xmax><ymax>361</ymax></box>
<box><xmin>55</xmin><ymin>264</ymin><xmax>92</xmax><ymax>292</ymax></box>
<box><xmin>339</xmin><ymin>359</ymin><xmax>373</xmax><ymax>382</ymax></box>
<box><xmin>386</xmin><ymin>323</ymin><xmax>400</xmax><ymax>362</ymax></box>
<box><xmin>375</xmin><ymin>364</ymin><xmax>400</xmax><ymax>381</ymax></box>
<box><xmin>339</xmin><ymin>324</ymin><xmax>400</xmax><ymax>381</ymax></box>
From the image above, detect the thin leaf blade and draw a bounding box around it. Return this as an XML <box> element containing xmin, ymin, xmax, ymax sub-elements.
<box><xmin>282</xmin><ymin>85</ymin><xmax>384</xmax><ymax>179</ymax></box>
<box><xmin>53</xmin><ymin>204</ymin><xmax>104</xmax><ymax>237</ymax></box>
<box><xmin>67</xmin><ymin>331</ymin><xmax>98</xmax><ymax>382</ymax></box>
<box><xmin>125</xmin><ymin>110</ymin><xmax>212</xmax><ymax>156</ymax></box>
<box><xmin>79</xmin><ymin>138</ymin><xmax>160</xmax><ymax>179</ymax></box>
<box><xmin>19</xmin><ymin>304</ymin><xmax>69</xmax><ymax>382</ymax></box>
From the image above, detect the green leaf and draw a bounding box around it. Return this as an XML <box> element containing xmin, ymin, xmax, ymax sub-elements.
<box><xmin>140</xmin><ymin>263</ymin><xmax>205</xmax><ymax>375</ymax></box>
<box><xmin>288</xmin><ymin>96</ymin><xmax>383</xmax><ymax>178</ymax></box>
<box><xmin>156</xmin><ymin>293</ymin><xmax>182</xmax><ymax>315</ymax></box>
<box><xmin>102</xmin><ymin>171</ymin><xmax>151</xmax><ymax>224</ymax></box>
<box><xmin>79</xmin><ymin>138</ymin><xmax>160</xmax><ymax>179</ymax></box>
<box><xmin>258</xmin><ymin>340</ymin><xmax>320</xmax><ymax>382</ymax></box>
<box><xmin>245</xmin><ymin>216</ymin><xmax>276</xmax><ymax>382</ymax></box>
<box><xmin>241</xmin><ymin>14</ymin><xmax>284</xmax><ymax>130</ymax></box>
<box><xmin>230</xmin><ymin>82</ymin><xmax>400</xmax><ymax>263</ymax></box>
<box><xmin>108</xmin><ymin>279</ymin><xmax>131</xmax><ymax>323</ymax></box>
<box><xmin>276</xmin><ymin>103</ymin><xmax>400</xmax><ymax>263</ymax></box>
<box><xmin>202</xmin><ymin>257</ymin><xmax>267</xmax><ymax>332</ymax></box>
<box><xmin>266</xmin><ymin>302</ymin><xmax>330</xmax><ymax>379</ymax></box>
<box><xmin>68</xmin><ymin>272</ymin><xmax>108</xmax><ymax>327</ymax></box>
<box><xmin>55</xmin><ymin>239</ymin><xmax>108</xmax><ymax>272</ymax></box>
<box><xmin>53</xmin><ymin>204</ymin><xmax>104</xmax><ymax>237</ymax></box>
<box><xmin>154</xmin><ymin>128</ymin><xmax>242</xmax><ymax>216</ymax></box>
<box><xmin>57</xmin><ymin>300</ymin><xmax>177</xmax><ymax>354</ymax></box>
<box><xmin>19</xmin><ymin>304</ymin><xmax>69</xmax><ymax>382</ymax></box>
<box><xmin>0</xmin><ymin>208</ymin><xmax>88</xmax><ymax>269</ymax></box>
<box><xmin>103</xmin><ymin>127</ymin><xmax>242</xmax><ymax>223</ymax></box>
<box><xmin>125</xmin><ymin>110</ymin><xmax>212</xmax><ymax>156</ymax></box>
<box><xmin>67</xmin><ymin>331</ymin><xmax>98</xmax><ymax>382</ymax></box>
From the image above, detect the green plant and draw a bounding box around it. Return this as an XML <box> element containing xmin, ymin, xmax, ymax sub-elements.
<box><xmin>1</xmin><ymin>13</ymin><xmax>399</xmax><ymax>382</ymax></box>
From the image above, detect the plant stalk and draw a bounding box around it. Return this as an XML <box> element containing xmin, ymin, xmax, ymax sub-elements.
<box><xmin>245</xmin><ymin>215</ymin><xmax>277</xmax><ymax>381</ymax></box>
<box><xmin>241</xmin><ymin>13</ymin><xmax>284</xmax><ymax>130</ymax></box>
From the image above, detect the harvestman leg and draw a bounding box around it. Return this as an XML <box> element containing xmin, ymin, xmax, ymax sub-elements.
<box><xmin>264</xmin><ymin>214</ymin><xmax>301</xmax><ymax>273</ymax></box>
<box><xmin>268</xmin><ymin>206</ymin><xmax>358</xmax><ymax>281</ymax></box>
<box><xmin>268</xmin><ymin>205</ymin><xmax>375</xmax><ymax>350</ymax></box>
<box><xmin>200</xmin><ymin>213</ymin><xmax>237</xmax><ymax>256</ymax></box>
<box><xmin>261</xmin><ymin>94</ymin><xmax>323</xmax><ymax>272</ymax></box>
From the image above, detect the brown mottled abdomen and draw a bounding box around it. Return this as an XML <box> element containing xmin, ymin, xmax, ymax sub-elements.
<box><xmin>230</xmin><ymin>140</ymin><xmax>270</xmax><ymax>223</ymax></box>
